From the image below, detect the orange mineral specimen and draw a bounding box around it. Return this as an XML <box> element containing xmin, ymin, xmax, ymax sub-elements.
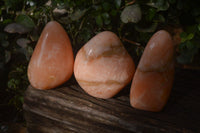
<box><xmin>74</xmin><ymin>31</ymin><xmax>135</xmax><ymax>99</ymax></box>
<box><xmin>28</xmin><ymin>21</ymin><xmax>74</xmax><ymax>89</ymax></box>
<box><xmin>130</xmin><ymin>30</ymin><xmax>175</xmax><ymax>112</ymax></box>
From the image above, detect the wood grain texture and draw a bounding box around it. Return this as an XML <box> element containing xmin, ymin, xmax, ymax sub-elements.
<box><xmin>23</xmin><ymin>69</ymin><xmax>200</xmax><ymax>133</ymax></box>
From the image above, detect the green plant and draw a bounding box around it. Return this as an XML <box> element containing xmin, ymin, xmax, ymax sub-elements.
<box><xmin>0</xmin><ymin>0</ymin><xmax>200</xmax><ymax>125</ymax></box>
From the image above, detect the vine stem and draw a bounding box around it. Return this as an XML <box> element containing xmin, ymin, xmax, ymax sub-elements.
<box><xmin>121</xmin><ymin>0</ymin><xmax>136</xmax><ymax>9</ymax></box>
<box><xmin>121</xmin><ymin>37</ymin><xmax>141</xmax><ymax>47</ymax></box>
<box><xmin>176</xmin><ymin>64</ymin><xmax>200</xmax><ymax>70</ymax></box>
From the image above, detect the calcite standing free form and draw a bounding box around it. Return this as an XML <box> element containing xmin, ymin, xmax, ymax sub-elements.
<box><xmin>74</xmin><ymin>31</ymin><xmax>135</xmax><ymax>99</ymax></box>
<box><xmin>130</xmin><ymin>30</ymin><xmax>175</xmax><ymax>112</ymax></box>
<box><xmin>28</xmin><ymin>21</ymin><xmax>74</xmax><ymax>89</ymax></box>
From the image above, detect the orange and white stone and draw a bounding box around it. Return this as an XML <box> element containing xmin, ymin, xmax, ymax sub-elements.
<box><xmin>74</xmin><ymin>31</ymin><xmax>135</xmax><ymax>99</ymax></box>
<box><xmin>28</xmin><ymin>21</ymin><xmax>74</xmax><ymax>89</ymax></box>
<box><xmin>130</xmin><ymin>30</ymin><xmax>175</xmax><ymax>112</ymax></box>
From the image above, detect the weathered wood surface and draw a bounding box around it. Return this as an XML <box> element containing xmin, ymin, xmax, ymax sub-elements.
<box><xmin>23</xmin><ymin>69</ymin><xmax>200</xmax><ymax>133</ymax></box>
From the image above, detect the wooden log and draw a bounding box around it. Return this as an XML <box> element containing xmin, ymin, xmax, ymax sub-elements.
<box><xmin>23</xmin><ymin>69</ymin><xmax>200</xmax><ymax>133</ymax></box>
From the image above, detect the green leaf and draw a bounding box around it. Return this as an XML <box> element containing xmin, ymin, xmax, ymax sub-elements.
<box><xmin>104</xmin><ymin>19</ymin><xmax>111</xmax><ymax>25</ymax></box>
<box><xmin>198</xmin><ymin>24</ymin><xmax>200</xmax><ymax>31</ymax></box>
<box><xmin>30</xmin><ymin>29</ymin><xmax>39</xmax><ymax>41</ymax></box>
<box><xmin>2</xmin><ymin>19</ymin><xmax>12</xmax><ymax>24</ymax></box>
<box><xmin>25</xmin><ymin>46</ymin><xmax>33</xmax><ymax>61</ymax></box>
<box><xmin>95</xmin><ymin>15</ymin><xmax>103</xmax><ymax>27</ymax></box>
<box><xmin>180</xmin><ymin>32</ymin><xmax>187</xmax><ymax>38</ymax></box>
<box><xmin>146</xmin><ymin>8</ymin><xmax>156</xmax><ymax>21</ymax></box>
<box><xmin>177</xmin><ymin>53</ymin><xmax>192</xmax><ymax>64</ymax></box>
<box><xmin>187</xmin><ymin>33</ymin><xmax>194</xmax><ymax>40</ymax></box>
<box><xmin>191</xmin><ymin>8</ymin><xmax>200</xmax><ymax>16</ymax></box>
<box><xmin>16</xmin><ymin>14</ymin><xmax>35</xmax><ymax>29</ymax></box>
<box><xmin>53</xmin><ymin>8</ymin><xmax>67</xmax><ymax>17</ymax></box>
<box><xmin>180</xmin><ymin>32</ymin><xmax>194</xmax><ymax>43</ymax></box>
<box><xmin>115</xmin><ymin>0</ymin><xmax>121</xmax><ymax>9</ymax></box>
<box><xmin>180</xmin><ymin>32</ymin><xmax>187</xmax><ymax>43</ymax></box>
<box><xmin>121</xmin><ymin>4</ymin><xmax>142</xmax><ymax>23</ymax></box>
<box><xmin>59</xmin><ymin>9</ymin><xmax>88</xmax><ymax>24</ymax></box>
<box><xmin>102</xmin><ymin>13</ymin><xmax>110</xmax><ymax>25</ymax></box>
<box><xmin>135</xmin><ymin>23</ymin><xmax>158</xmax><ymax>33</ymax></box>
<box><xmin>5</xmin><ymin>50</ymin><xmax>11</xmax><ymax>63</ymax></box>
<box><xmin>16</xmin><ymin>67</ymin><xmax>24</xmax><ymax>73</ymax></box>
<box><xmin>147</xmin><ymin>0</ymin><xmax>169</xmax><ymax>11</ymax></box>
<box><xmin>16</xmin><ymin>38</ymin><xmax>30</xmax><ymax>48</ymax></box>
<box><xmin>136</xmin><ymin>47</ymin><xmax>144</xmax><ymax>56</ymax></box>
<box><xmin>102</xmin><ymin>13</ymin><xmax>109</xmax><ymax>19</ymax></box>
<box><xmin>0</xmin><ymin>33</ymin><xmax>6</xmax><ymax>41</ymax></box>
<box><xmin>102</xmin><ymin>2</ymin><xmax>110</xmax><ymax>11</ymax></box>
<box><xmin>7</xmin><ymin>79</ymin><xmax>20</xmax><ymax>89</ymax></box>
<box><xmin>4</xmin><ymin>23</ymin><xmax>31</xmax><ymax>34</ymax></box>
<box><xmin>169</xmin><ymin>0</ymin><xmax>176</xmax><ymax>4</ymax></box>
<box><xmin>111</xmin><ymin>10</ymin><xmax>117</xmax><ymax>16</ymax></box>
<box><xmin>185</xmin><ymin>25</ymin><xmax>197</xmax><ymax>33</ymax></box>
<box><xmin>159</xmin><ymin>15</ymin><xmax>165</xmax><ymax>22</ymax></box>
<box><xmin>19</xmin><ymin>96</ymin><xmax>24</xmax><ymax>104</ymax></box>
<box><xmin>70</xmin><ymin>9</ymin><xmax>88</xmax><ymax>21</ymax></box>
<box><xmin>80</xmin><ymin>28</ymin><xmax>92</xmax><ymax>42</ymax></box>
<box><xmin>196</xmin><ymin>16</ymin><xmax>200</xmax><ymax>23</ymax></box>
<box><xmin>177</xmin><ymin>40</ymin><xmax>199</xmax><ymax>64</ymax></box>
<box><xmin>1</xmin><ymin>40</ymin><xmax>9</xmax><ymax>47</ymax></box>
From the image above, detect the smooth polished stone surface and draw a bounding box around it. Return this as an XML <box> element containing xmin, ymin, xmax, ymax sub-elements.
<box><xmin>130</xmin><ymin>30</ymin><xmax>175</xmax><ymax>112</ymax></box>
<box><xmin>28</xmin><ymin>21</ymin><xmax>74</xmax><ymax>90</ymax></box>
<box><xmin>74</xmin><ymin>31</ymin><xmax>135</xmax><ymax>99</ymax></box>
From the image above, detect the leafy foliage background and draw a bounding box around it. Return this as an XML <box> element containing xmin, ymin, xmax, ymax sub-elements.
<box><xmin>0</xmin><ymin>0</ymin><xmax>200</xmax><ymax>128</ymax></box>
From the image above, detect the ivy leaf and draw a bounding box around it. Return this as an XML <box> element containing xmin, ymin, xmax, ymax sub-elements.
<box><xmin>25</xmin><ymin>46</ymin><xmax>33</xmax><ymax>61</ymax></box>
<box><xmin>146</xmin><ymin>8</ymin><xmax>156</xmax><ymax>21</ymax></box>
<box><xmin>0</xmin><ymin>32</ymin><xmax>6</xmax><ymax>41</ymax></box>
<box><xmin>102</xmin><ymin>2</ymin><xmax>110</xmax><ymax>11</ymax></box>
<box><xmin>59</xmin><ymin>9</ymin><xmax>87</xmax><ymax>24</ymax></box>
<box><xmin>53</xmin><ymin>8</ymin><xmax>67</xmax><ymax>17</ymax></box>
<box><xmin>121</xmin><ymin>4</ymin><xmax>142</xmax><ymax>23</ymax></box>
<box><xmin>198</xmin><ymin>24</ymin><xmax>200</xmax><ymax>31</ymax></box>
<box><xmin>187</xmin><ymin>33</ymin><xmax>194</xmax><ymax>40</ymax></box>
<box><xmin>157</xmin><ymin>14</ymin><xmax>165</xmax><ymax>22</ymax></box>
<box><xmin>4</xmin><ymin>23</ymin><xmax>31</xmax><ymax>34</ymax></box>
<box><xmin>111</xmin><ymin>9</ymin><xmax>117</xmax><ymax>16</ymax></box>
<box><xmin>0</xmin><ymin>62</ymin><xmax>4</xmax><ymax>69</ymax></box>
<box><xmin>70</xmin><ymin>9</ymin><xmax>88</xmax><ymax>21</ymax></box>
<box><xmin>19</xmin><ymin>46</ymin><xmax>33</xmax><ymax>61</ymax></box>
<box><xmin>102</xmin><ymin>13</ymin><xmax>110</xmax><ymax>25</ymax></box>
<box><xmin>147</xmin><ymin>0</ymin><xmax>169</xmax><ymax>11</ymax></box>
<box><xmin>177</xmin><ymin>41</ymin><xmax>199</xmax><ymax>64</ymax></box>
<box><xmin>102</xmin><ymin>13</ymin><xmax>109</xmax><ymax>19</ymax></box>
<box><xmin>2</xmin><ymin>19</ymin><xmax>12</xmax><ymax>24</ymax></box>
<box><xmin>16</xmin><ymin>14</ymin><xmax>35</xmax><ymax>29</ymax></box>
<box><xmin>79</xmin><ymin>28</ymin><xmax>92</xmax><ymax>42</ymax></box>
<box><xmin>169</xmin><ymin>0</ymin><xmax>176</xmax><ymax>4</ymax></box>
<box><xmin>180</xmin><ymin>32</ymin><xmax>194</xmax><ymax>43</ymax></box>
<box><xmin>177</xmin><ymin>53</ymin><xmax>193</xmax><ymax>64</ymax></box>
<box><xmin>16</xmin><ymin>38</ymin><xmax>31</xmax><ymax>48</ymax></box>
<box><xmin>30</xmin><ymin>29</ymin><xmax>39</xmax><ymax>42</ymax></box>
<box><xmin>1</xmin><ymin>40</ymin><xmax>9</xmax><ymax>47</ymax></box>
<box><xmin>95</xmin><ymin>15</ymin><xmax>103</xmax><ymax>27</ymax></box>
<box><xmin>180</xmin><ymin>32</ymin><xmax>187</xmax><ymax>38</ymax></box>
<box><xmin>5</xmin><ymin>50</ymin><xmax>11</xmax><ymax>63</ymax></box>
<box><xmin>135</xmin><ymin>23</ymin><xmax>158</xmax><ymax>33</ymax></box>
<box><xmin>115</xmin><ymin>0</ymin><xmax>121</xmax><ymax>9</ymax></box>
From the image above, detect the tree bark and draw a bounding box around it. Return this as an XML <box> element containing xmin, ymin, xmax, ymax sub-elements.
<box><xmin>23</xmin><ymin>69</ymin><xmax>200</xmax><ymax>133</ymax></box>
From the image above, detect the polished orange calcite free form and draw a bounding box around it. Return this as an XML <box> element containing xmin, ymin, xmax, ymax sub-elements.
<box><xmin>74</xmin><ymin>31</ymin><xmax>135</xmax><ymax>99</ymax></box>
<box><xmin>28</xmin><ymin>21</ymin><xmax>74</xmax><ymax>89</ymax></box>
<box><xmin>130</xmin><ymin>30</ymin><xmax>175</xmax><ymax>112</ymax></box>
